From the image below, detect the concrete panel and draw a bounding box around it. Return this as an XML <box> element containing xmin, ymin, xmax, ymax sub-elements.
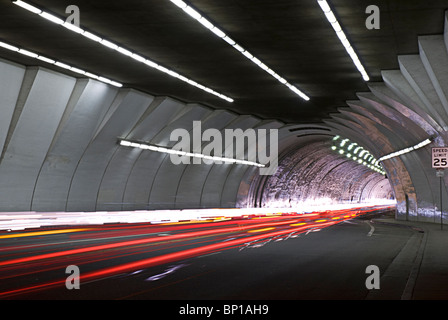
<box><xmin>148</xmin><ymin>104</ymin><xmax>212</xmax><ymax>209</ymax></box>
<box><xmin>121</xmin><ymin>98</ymin><xmax>187</xmax><ymax>210</ymax></box>
<box><xmin>0</xmin><ymin>67</ymin><xmax>76</xmax><ymax>211</ymax></box>
<box><xmin>175</xmin><ymin>110</ymin><xmax>237</xmax><ymax>209</ymax></box>
<box><xmin>418</xmin><ymin>35</ymin><xmax>448</xmax><ymax>114</ymax></box>
<box><xmin>32</xmin><ymin>80</ymin><xmax>118</xmax><ymax>211</ymax></box>
<box><xmin>66</xmin><ymin>89</ymin><xmax>153</xmax><ymax>212</ymax></box>
<box><xmin>96</xmin><ymin>147</ymin><xmax>144</xmax><ymax>211</ymax></box>
<box><xmin>128</xmin><ymin>97</ymin><xmax>185</xmax><ymax>141</ymax></box>
<box><xmin>96</xmin><ymin>98</ymin><xmax>190</xmax><ymax>211</ymax></box>
<box><xmin>382</xmin><ymin>70</ymin><xmax>445</xmax><ymax>132</ymax></box>
<box><xmin>0</xmin><ymin>59</ymin><xmax>25</xmax><ymax>154</ymax></box>
<box><xmin>200</xmin><ymin>116</ymin><xmax>261</xmax><ymax>207</ymax></box>
<box><xmin>399</xmin><ymin>55</ymin><xmax>448</xmax><ymax>130</ymax></box>
<box><xmin>368</xmin><ymin>83</ymin><xmax>438</xmax><ymax>136</ymax></box>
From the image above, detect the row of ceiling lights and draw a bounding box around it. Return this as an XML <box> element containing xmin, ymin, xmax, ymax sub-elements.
<box><xmin>331</xmin><ymin>136</ymin><xmax>385</xmax><ymax>175</ymax></box>
<box><xmin>119</xmin><ymin>139</ymin><xmax>266</xmax><ymax>167</ymax></box>
<box><xmin>8</xmin><ymin>0</ymin><xmax>369</xmax><ymax>104</ymax></box>
<box><xmin>377</xmin><ymin>138</ymin><xmax>432</xmax><ymax>161</ymax></box>
<box><xmin>10</xmin><ymin>0</ymin><xmax>233</xmax><ymax>102</ymax></box>
<box><xmin>0</xmin><ymin>39</ymin><xmax>123</xmax><ymax>88</ymax></box>
<box><xmin>332</xmin><ymin>136</ymin><xmax>433</xmax><ymax>175</ymax></box>
<box><xmin>317</xmin><ymin>0</ymin><xmax>369</xmax><ymax>81</ymax></box>
<box><xmin>169</xmin><ymin>0</ymin><xmax>310</xmax><ymax>101</ymax></box>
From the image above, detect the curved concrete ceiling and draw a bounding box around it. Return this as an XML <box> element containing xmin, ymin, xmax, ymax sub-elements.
<box><xmin>0</xmin><ymin>0</ymin><xmax>447</xmax><ymax>123</ymax></box>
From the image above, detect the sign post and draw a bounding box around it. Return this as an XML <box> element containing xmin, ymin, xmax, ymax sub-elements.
<box><xmin>432</xmin><ymin>147</ymin><xmax>448</xmax><ymax>230</ymax></box>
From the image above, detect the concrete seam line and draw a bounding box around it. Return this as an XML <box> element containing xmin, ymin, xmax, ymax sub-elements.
<box><xmin>401</xmin><ymin>229</ymin><xmax>427</xmax><ymax>300</ymax></box>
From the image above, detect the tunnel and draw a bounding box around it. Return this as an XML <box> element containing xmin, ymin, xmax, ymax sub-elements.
<box><xmin>0</xmin><ymin>61</ymin><xmax>395</xmax><ymax>214</ymax></box>
<box><xmin>2</xmin><ymin>0</ymin><xmax>448</xmax><ymax>302</ymax></box>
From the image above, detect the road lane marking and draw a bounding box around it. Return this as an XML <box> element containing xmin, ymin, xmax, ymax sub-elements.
<box><xmin>366</xmin><ymin>221</ymin><xmax>375</xmax><ymax>236</ymax></box>
<box><xmin>0</xmin><ymin>228</ymin><xmax>89</xmax><ymax>239</ymax></box>
<box><xmin>247</xmin><ymin>227</ymin><xmax>276</xmax><ymax>233</ymax></box>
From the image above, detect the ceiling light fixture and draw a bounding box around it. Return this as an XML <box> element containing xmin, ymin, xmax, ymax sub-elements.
<box><xmin>0</xmin><ymin>39</ymin><xmax>122</xmax><ymax>87</ymax></box>
<box><xmin>118</xmin><ymin>139</ymin><xmax>266</xmax><ymax>167</ymax></box>
<box><xmin>331</xmin><ymin>136</ymin><xmax>385</xmax><ymax>175</ymax></box>
<box><xmin>168</xmin><ymin>0</ymin><xmax>310</xmax><ymax>101</ymax></box>
<box><xmin>317</xmin><ymin>0</ymin><xmax>369</xmax><ymax>81</ymax></box>
<box><xmin>11</xmin><ymin>0</ymin><xmax>234</xmax><ymax>103</ymax></box>
<box><xmin>378</xmin><ymin>138</ymin><xmax>431</xmax><ymax>162</ymax></box>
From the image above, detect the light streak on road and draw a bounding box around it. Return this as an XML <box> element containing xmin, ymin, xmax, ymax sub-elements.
<box><xmin>0</xmin><ymin>204</ymin><xmax>394</xmax><ymax>298</ymax></box>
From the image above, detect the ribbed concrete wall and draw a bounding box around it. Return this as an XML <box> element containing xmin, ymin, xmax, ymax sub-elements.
<box><xmin>0</xmin><ymin>57</ymin><xmax>289</xmax><ymax>212</ymax></box>
<box><xmin>6</xmin><ymin>12</ymin><xmax>448</xmax><ymax>220</ymax></box>
<box><xmin>325</xmin><ymin>11</ymin><xmax>448</xmax><ymax>223</ymax></box>
<box><xmin>0</xmin><ymin>55</ymin><xmax>391</xmax><ymax>213</ymax></box>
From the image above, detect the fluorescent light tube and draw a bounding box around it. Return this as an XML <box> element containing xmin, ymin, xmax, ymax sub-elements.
<box><xmin>18</xmin><ymin>48</ymin><xmax>38</xmax><ymax>58</ymax></box>
<box><xmin>12</xmin><ymin>0</ymin><xmax>41</xmax><ymax>14</ymax></box>
<box><xmin>317</xmin><ymin>0</ymin><xmax>331</xmax><ymax>12</ymax></box>
<box><xmin>100</xmin><ymin>39</ymin><xmax>118</xmax><ymax>50</ymax></box>
<box><xmin>277</xmin><ymin>77</ymin><xmax>287</xmax><ymax>84</ymax></box>
<box><xmin>211</xmin><ymin>27</ymin><xmax>226</xmax><ymax>38</ymax></box>
<box><xmin>0</xmin><ymin>41</ymin><xmax>19</xmax><ymax>52</ymax></box>
<box><xmin>251</xmin><ymin>57</ymin><xmax>262</xmax><ymax>66</ymax></box>
<box><xmin>83</xmin><ymin>31</ymin><xmax>102</xmax><ymax>42</ymax></box>
<box><xmin>98</xmin><ymin>76</ymin><xmax>113</xmax><ymax>84</ymax></box>
<box><xmin>242</xmin><ymin>51</ymin><xmax>253</xmax><ymax>60</ymax></box>
<box><xmin>317</xmin><ymin>0</ymin><xmax>369</xmax><ymax>82</ymax></box>
<box><xmin>144</xmin><ymin>59</ymin><xmax>159</xmax><ymax>68</ymax></box>
<box><xmin>39</xmin><ymin>11</ymin><xmax>64</xmax><ymax>24</ymax></box>
<box><xmin>183</xmin><ymin>6</ymin><xmax>201</xmax><ymax>20</ymax></box>
<box><xmin>62</xmin><ymin>22</ymin><xmax>84</xmax><ymax>34</ymax></box>
<box><xmin>85</xmin><ymin>72</ymin><xmax>99</xmax><ymax>79</ymax></box>
<box><xmin>169</xmin><ymin>0</ymin><xmax>187</xmax><ymax>9</ymax></box>
<box><xmin>55</xmin><ymin>61</ymin><xmax>71</xmax><ymax>69</ymax></box>
<box><xmin>13</xmin><ymin>0</ymin><xmax>232</xmax><ymax>102</ymax></box>
<box><xmin>324</xmin><ymin>11</ymin><xmax>337</xmax><ymax>23</ymax></box>
<box><xmin>116</xmin><ymin>46</ymin><xmax>133</xmax><ymax>57</ymax></box>
<box><xmin>330</xmin><ymin>21</ymin><xmax>342</xmax><ymax>32</ymax></box>
<box><xmin>0</xmin><ymin>38</ymin><xmax>123</xmax><ymax>87</ymax></box>
<box><xmin>120</xmin><ymin>140</ymin><xmax>132</xmax><ymax>147</ymax></box>
<box><xmin>109</xmin><ymin>81</ymin><xmax>123</xmax><ymax>88</ymax></box>
<box><xmin>233</xmin><ymin>44</ymin><xmax>245</xmax><ymax>52</ymax></box>
<box><xmin>37</xmin><ymin>56</ymin><xmax>56</xmax><ymax>64</ymax></box>
<box><xmin>70</xmin><ymin>67</ymin><xmax>86</xmax><ymax>75</ymax></box>
<box><xmin>119</xmin><ymin>139</ymin><xmax>263</xmax><ymax>167</ymax></box>
<box><xmin>131</xmin><ymin>53</ymin><xmax>146</xmax><ymax>63</ymax></box>
<box><xmin>378</xmin><ymin>138</ymin><xmax>431</xmax><ymax>161</ymax></box>
<box><xmin>223</xmin><ymin>36</ymin><xmax>236</xmax><ymax>45</ymax></box>
<box><xmin>198</xmin><ymin>17</ymin><xmax>214</xmax><ymax>30</ymax></box>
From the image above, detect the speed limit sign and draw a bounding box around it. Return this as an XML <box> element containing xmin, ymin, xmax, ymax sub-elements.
<box><xmin>432</xmin><ymin>147</ymin><xmax>448</xmax><ymax>168</ymax></box>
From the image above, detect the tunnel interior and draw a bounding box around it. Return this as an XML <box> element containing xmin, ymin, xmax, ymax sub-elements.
<box><xmin>241</xmin><ymin>133</ymin><xmax>394</xmax><ymax>209</ymax></box>
<box><xmin>2</xmin><ymin>3</ymin><xmax>448</xmax><ymax>228</ymax></box>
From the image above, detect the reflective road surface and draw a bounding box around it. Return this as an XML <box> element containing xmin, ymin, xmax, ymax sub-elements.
<box><xmin>0</xmin><ymin>205</ymin><xmax>394</xmax><ymax>299</ymax></box>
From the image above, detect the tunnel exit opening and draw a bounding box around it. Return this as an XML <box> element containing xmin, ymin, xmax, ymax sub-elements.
<box><xmin>242</xmin><ymin>138</ymin><xmax>395</xmax><ymax>211</ymax></box>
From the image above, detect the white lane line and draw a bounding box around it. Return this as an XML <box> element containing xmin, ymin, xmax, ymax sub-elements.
<box><xmin>366</xmin><ymin>221</ymin><xmax>375</xmax><ymax>237</ymax></box>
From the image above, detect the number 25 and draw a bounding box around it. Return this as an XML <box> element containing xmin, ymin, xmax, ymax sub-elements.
<box><xmin>434</xmin><ymin>158</ymin><xmax>447</xmax><ymax>166</ymax></box>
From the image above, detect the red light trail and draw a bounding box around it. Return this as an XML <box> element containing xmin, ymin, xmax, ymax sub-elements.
<box><xmin>0</xmin><ymin>205</ymin><xmax>393</xmax><ymax>298</ymax></box>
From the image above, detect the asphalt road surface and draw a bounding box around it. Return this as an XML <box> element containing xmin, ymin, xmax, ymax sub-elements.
<box><xmin>1</xmin><ymin>205</ymin><xmax>424</xmax><ymax>302</ymax></box>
